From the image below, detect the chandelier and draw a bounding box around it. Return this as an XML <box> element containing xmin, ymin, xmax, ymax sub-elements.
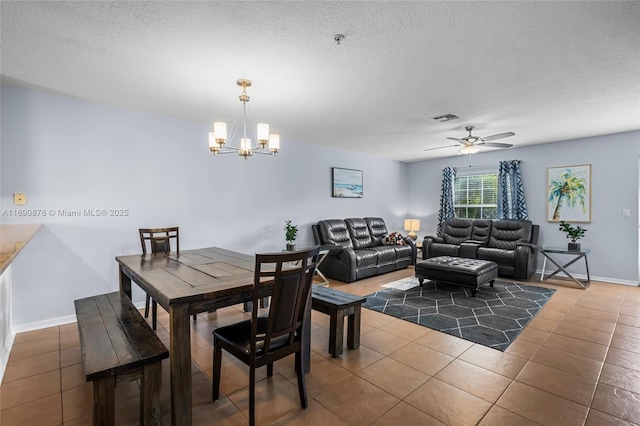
<box><xmin>208</xmin><ymin>79</ymin><xmax>280</xmax><ymax>159</ymax></box>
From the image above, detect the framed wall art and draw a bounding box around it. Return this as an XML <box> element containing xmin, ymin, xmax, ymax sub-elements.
<box><xmin>332</xmin><ymin>167</ymin><xmax>363</xmax><ymax>198</ymax></box>
<box><xmin>547</xmin><ymin>164</ymin><xmax>591</xmax><ymax>222</ymax></box>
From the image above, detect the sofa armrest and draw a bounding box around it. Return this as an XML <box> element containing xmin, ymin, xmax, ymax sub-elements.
<box><xmin>516</xmin><ymin>242</ymin><xmax>538</xmax><ymax>254</ymax></box>
<box><xmin>422</xmin><ymin>235</ymin><xmax>443</xmax><ymax>260</ymax></box>
<box><xmin>459</xmin><ymin>242</ymin><xmax>480</xmax><ymax>258</ymax></box>
<box><xmin>515</xmin><ymin>244</ymin><xmax>537</xmax><ymax>279</ymax></box>
<box><xmin>402</xmin><ymin>237</ymin><xmax>417</xmax><ymax>265</ymax></box>
<box><xmin>425</xmin><ymin>235</ymin><xmax>444</xmax><ymax>244</ymax></box>
<box><xmin>321</xmin><ymin>244</ymin><xmax>347</xmax><ymax>256</ymax></box>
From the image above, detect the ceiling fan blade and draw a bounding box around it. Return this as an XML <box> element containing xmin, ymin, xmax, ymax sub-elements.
<box><xmin>478</xmin><ymin>142</ymin><xmax>514</xmax><ymax>148</ymax></box>
<box><xmin>424</xmin><ymin>144</ymin><xmax>460</xmax><ymax>152</ymax></box>
<box><xmin>482</xmin><ymin>132</ymin><xmax>515</xmax><ymax>142</ymax></box>
<box><xmin>446</xmin><ymin>137</ymin><xmax>463</xmax><ymax>142</ymax></box>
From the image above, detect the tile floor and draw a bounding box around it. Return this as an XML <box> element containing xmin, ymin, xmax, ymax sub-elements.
<box><xmin>1</xmin><ymin>268</ymin><xmax>640</xmax><ymax>425</ymax></box>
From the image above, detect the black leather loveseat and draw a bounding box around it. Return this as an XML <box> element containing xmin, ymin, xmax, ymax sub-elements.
<box><xmin>312</xmin><ymin>217</ymin><xmax>417</xmax><ymax>283</ymax></box>
<box><xmin>422</xmin><ymin>218</ymin><xmax>539</xmax><ymax>280</ymax></box>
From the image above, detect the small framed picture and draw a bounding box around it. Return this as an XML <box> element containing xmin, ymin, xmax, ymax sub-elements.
<box><xmin>332</xmin><ymin>167</ymin><xmax>363</xmax><ymax>198</ymax></box>
<box><xmin>547</xmin><ymin>164</ymin><xmax>591</xmax><ymax>222</ymax></box>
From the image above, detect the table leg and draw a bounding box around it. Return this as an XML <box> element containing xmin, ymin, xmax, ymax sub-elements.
<box><xmin>584</xmin><ymin>255</ymin><xmax>591</xmax><ymax>282</ymax></box>
<box><xmin>169</xmin><ymin>304</ymin><xmax>192</xmax><ymax>426</ymax></box>
<box><xmin>141</xmin><ymin>362</ymin><xmax>162</xmax><ymax>426</ymax></box>
<box><xmin>542</xmin><ymin>253</ymin><xmax>588</xmax><ymax>288</ymax></box>
<box><xmin>119</xmin><ymin>265</ymin><xmax>132</xmax><ymax>298</ymax></box>
<box><xmin>329</xmin><ymin>308</ymin><xmax>345</xmax><ymax>357</ymax></box>
<box><xmin>301</xmin><ymin>291</ymin><xmax>311</xmax><ymax>374</ymax></box>
<box><xmin>347</xmin><ymin>306</ymin><xmax>361</xmax><ymax>350</ymax></box>
<box><xmin>93</xmin><ymin>377</ymin><xmax>115</xmax><ymax>426</ymax></box>
<box><xmin>540</xmin><ymin>256</ymin><xmax>548</xmax><ymax>281</ymax></box>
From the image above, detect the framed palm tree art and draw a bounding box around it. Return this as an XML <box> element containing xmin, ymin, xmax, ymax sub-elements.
<box><xmin>547</xmin><ymin>164</ymin><xmax>591</xmax><ymax>222</ymax></box>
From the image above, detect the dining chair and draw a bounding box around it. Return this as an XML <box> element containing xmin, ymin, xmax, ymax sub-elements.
<box><xmin>211</xmin><ymin>246</ymin><xmax>321</xmax><ymax>426</ymax></box>
<box><xmin>138</xmin><ymin>227</ymin><xmax>196</xmax><ymax>330</ymax></box>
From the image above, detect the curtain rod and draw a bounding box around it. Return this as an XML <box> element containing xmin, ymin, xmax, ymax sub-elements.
<box><xmin>454</xmin><ymin>163</ymin><xmax>497</xmax><ymax>170</ymax></box>
<box><xmin>454</xmin><ymin>159</ymin><xmax>521</xmax><ymax>170</ymax></box>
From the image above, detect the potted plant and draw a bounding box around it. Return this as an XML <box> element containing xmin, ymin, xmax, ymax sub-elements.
<box><xmin>284</xmin><ymin>220</ymin><xmax>298</xmax><ymax>251</ymax></box>
<box><xmin>558</xmin><ymin>220</ymin><xmax>587</xmax><ymax>251</ymax></box>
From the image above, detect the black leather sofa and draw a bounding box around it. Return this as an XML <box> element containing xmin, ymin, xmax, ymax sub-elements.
<box><xmin>312</xmin><ymin>217</ymin><xmax>417</xmax><ymax>283</ymax></box>
<box><xmin>422</xmin><ymin>218</ymin><xmax>539</xmax><ymax>280</ymax></box>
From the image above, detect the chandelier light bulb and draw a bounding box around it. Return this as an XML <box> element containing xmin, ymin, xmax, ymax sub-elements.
<box><xmin>269</xmin><ymin>134</ymin><xmax>280</xmax><ymax>153</ymax></box>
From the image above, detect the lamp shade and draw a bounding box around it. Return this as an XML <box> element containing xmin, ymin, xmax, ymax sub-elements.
<box><xmin>404</xmin><ymin>219</ymin><xmax>420</xmax><ymax>241</ymax></box>
<box><xmin>213</xmin><ymin>122</ymin><xmax>227</xmax><ymax>142</ymax></box>
<box><xmin>269</xmin><ymin>134</ymin><xmax>280</xmax><ymax>152</ymax></box>
<box><xmin>404</xmin><ymin>219</ymin><xmax>420</xmax><ymax>232</ymax></box>
<box><xmin>257</xmin><ymin>123</ymin><xmax>269</xmax><ymax>143</ymax></box>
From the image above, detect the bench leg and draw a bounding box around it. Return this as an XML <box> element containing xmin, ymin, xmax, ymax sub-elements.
<box><xmin>92</xmin><ymin>377</ymin><xmax>115</xmax><ymax>426</ymax></box>
<box><xmin>347</xmin><ymin>306</ymin><xmax>362</xmax><ymax>350</ymax></box>
<box><xmin>329</xmin><ymin>308</ymin><xmax>345</xmax><ymax>357</ymax></box>
<box><xmin>141</xmin><ymin>361</ymin><xmax>163</xmax><ymax>426</ymax></box>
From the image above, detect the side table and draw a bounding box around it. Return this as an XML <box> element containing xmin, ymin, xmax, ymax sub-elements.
<box><xmin>540</xmin><ymin>246</ymin><xmax>590</xmax><ymax>288</ymax></box>
<box><xmin>314</xmin><ymin>249</ymin><xmax>330</xmax><ymax>286</ymax></box>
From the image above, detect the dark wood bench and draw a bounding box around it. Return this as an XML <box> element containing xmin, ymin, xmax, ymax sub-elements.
<box><xmin>311</xmin><ymin>286</ymin><xmax>366</xmax><ymax>357</ymax></box>
<box><xmin>74</xmin><ymin>292</ymin><xmax>169</xmax><ymax>426</ymax></box>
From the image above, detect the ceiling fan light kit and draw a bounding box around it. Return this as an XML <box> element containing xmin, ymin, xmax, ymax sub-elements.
<box><xmin>424</xmin><ymin>125</ymin><xmax>515</xmax><ymax>155</ymax></box>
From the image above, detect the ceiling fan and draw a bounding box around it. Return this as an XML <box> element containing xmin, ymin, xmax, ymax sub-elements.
<box><xmin>425</xmin><ymin>125</ymin><xmax>515</xmax><ymax>154</ymax></box>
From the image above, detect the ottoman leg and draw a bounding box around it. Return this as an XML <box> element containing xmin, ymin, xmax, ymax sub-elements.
<box><xmin>490</xmin><ymin>279</ymin><xmax>495</xmax><ymax>287</ymax></box>
<box><xmin>471</xmin><ymin>288</ymin><xmax>477</xmax><ymax>297</ymax></box>
<box><xmin>418</xmin><ymin>277</ymin><xmax>424</xmax><ymax>287</ymax></box>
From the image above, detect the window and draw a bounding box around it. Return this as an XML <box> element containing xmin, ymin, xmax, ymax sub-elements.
<box><xmin>454</xmin><ymin>173</ymin><xmax>498</xmax><ymax>219</ymax></box>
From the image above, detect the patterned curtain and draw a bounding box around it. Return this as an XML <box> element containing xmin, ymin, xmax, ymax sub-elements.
<box><xmin>437</xmin><ymin>166</ymin><xmax>456</xmax><ymax>236</ymax></box>
<box><xmin>497</xmin><ymin>160</ymin><xmax>529</xmax><ymax>220</ymax></box>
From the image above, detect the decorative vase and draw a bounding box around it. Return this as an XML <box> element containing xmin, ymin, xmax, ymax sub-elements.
<box><xmin>286</xmin><ymin>242</ymin><xmax>296</xmax><ymax>251</ymax></box>
<box><xmin>567</xmin><ymin>242</ymin><xmax>580</xmax><ymax>251</ymax></box>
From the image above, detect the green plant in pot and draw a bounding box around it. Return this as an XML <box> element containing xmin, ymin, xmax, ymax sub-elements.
<box><xmin>284</xmin><ymin>220</ymin><xmax>298</xmax><ymax>251</ymax></box>
<box><xmin>558</xmin><ymin>220</ymin><xmax>587</xmax><ymax>251</ymax></box>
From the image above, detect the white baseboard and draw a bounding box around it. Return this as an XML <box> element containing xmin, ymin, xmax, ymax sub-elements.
<box><xmin>0</xmin><ymin>330</ymin><xmax>16</xmax><ymax>384</ymax></box>
<box><xmin>12</xmin><ymin>314</ymin><xmax>78</xmax><ymax>334</ymax></box>
<box><xmin>10</xmin><ymin>300</ymin><xmax>147</xmax><ymax>335</ymax></box>
<box><xmin>535</xmin><ymin>269</ymin><xmax>639</xmax><ymax>286</ymax></box>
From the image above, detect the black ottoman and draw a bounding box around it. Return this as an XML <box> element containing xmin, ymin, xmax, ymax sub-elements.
<box><xmin>415</xmin><ymin>256</ymin><xmax>498</xmax><ymax>296</ymax></box>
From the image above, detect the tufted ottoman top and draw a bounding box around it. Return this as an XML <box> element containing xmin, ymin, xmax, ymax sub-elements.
<box><xmin>416</xmin><ymin>256</ymin><xmax>498</xmax><ymax>275</ymax></box>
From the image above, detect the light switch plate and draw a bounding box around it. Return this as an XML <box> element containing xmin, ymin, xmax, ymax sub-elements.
<box><xmin>623</xmin><ymin>209</ymin><xmax>631</xmax><ymax>217</ymax></box>
<box><xmin>13</xmin><ymin>193</ymin><xmax>26</xmax><ymax>206</ymax></box>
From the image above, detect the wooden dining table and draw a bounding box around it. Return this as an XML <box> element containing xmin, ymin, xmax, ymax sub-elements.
<box><xmin>116</xmin><ymin>247</ymin><xmax>312</xmax><ymax>426</ymax></box>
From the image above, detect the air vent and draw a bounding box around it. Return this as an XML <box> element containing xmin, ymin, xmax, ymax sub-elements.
<box><xmin>432</xmin><ymin>114</ymin><xmax>459</xmax><ymax>122</ymax></box>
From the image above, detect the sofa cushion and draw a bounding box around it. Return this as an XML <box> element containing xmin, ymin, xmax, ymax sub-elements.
<box><xmin>470</xmin><ymin>220</ymin><xmax>492</xmax><ymax>244</ymax></box>
<box><xmin>364</xmin><ymin>217</ymin><xmax>387</xmax><ymax>246</ymax></box>
<box><xmin>368</xmin><ymin>246</ymin><xmax>396</xmax><ymax>264</ymax></box>
<box><xmin>488</xmin><ymin>220</ymin><xmax>532</xmax><ymax>250</ymax></box>
<box><xmin>393</xmin><ymin>244</ymin><xmax>413</xmax><ymax>260</ymax></box>
<box><xmin>477</xmin><ymin>247</ymin><xmax>516</xmax><ymax>266</ymax></box>
<box><xmin>441</xmin><ymin>218</ymin><xmax>474</xmax><ymax>244</ymax></box>
<box><xmin>346</xmin><ymin>218</ymin><xmax>374</xmax><ymax>249</ymax></box>
<box><xmin>429</xmin><ymin>242</ymin><xmax>460</xmax><ymax>257</ymax></box>
<box><xmin>354</xmin><ymin>248</ymin><xmax>378</xmax><ymax>268</ymax></box>
<box><xmin>318</xmin><ymin>220</ymin><xmax>353</xmax><ymax>248</ymax></box>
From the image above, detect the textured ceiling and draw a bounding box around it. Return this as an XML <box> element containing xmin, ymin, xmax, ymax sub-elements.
<box><xmin>1</xmin><ymin>1</ymin><xmax>639</xmax><ymax>162</ymax></box>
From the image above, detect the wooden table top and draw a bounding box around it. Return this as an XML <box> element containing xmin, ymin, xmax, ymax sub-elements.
<box><xmin>0</xmin><ymin>224</ymin><xmax>42</xmax><ymax>274</ymax></box>
<box><xmin>116</xmin><ymin>247</ymin><xmax>258</xmax><ymax>307</ymax></box>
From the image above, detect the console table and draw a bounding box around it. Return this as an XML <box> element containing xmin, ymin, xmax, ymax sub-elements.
<box><xmin>540</xmin><ymin>246</ymin><xmax>590</xmax><ymax>288</ymax></box>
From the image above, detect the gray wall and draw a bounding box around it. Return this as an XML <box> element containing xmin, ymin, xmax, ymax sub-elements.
<box><xmin>407</xmin><ymin>131</ymin><xmax>640</xmax><ymax>284</ymax></box>
<box><xmin>1</xmin><ymin>83</ymin><xmax>410</xmax><ymax>326</ymax></box>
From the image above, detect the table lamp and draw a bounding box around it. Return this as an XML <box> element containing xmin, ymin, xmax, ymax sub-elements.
<box><xmin>404</xmin><ymin>219</ymin><xmax>420</xmax><ymax>241</ymax></box>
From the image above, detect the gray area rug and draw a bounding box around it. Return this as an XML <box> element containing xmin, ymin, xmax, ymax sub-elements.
<box><xmin>363</xmin><ymin>278</ymin><xmax>555</xmax><ymax>351</ymax></box>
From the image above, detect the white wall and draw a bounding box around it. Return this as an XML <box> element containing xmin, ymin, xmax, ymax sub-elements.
<box><xmin>407</xmin><ymin>131</ymin><xmax>640</xmax><ymax>284</ymax></box>
<box><xmin>0</xmin><ymin>83</ymin><xmax>410</xmax><ymax>327</ymax></box>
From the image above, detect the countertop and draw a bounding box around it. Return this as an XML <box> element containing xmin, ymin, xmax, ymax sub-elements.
<box><xmin>0</xmin><ymin>224</ymin><xmax>42</xmax><ymax>274</ymax></box>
